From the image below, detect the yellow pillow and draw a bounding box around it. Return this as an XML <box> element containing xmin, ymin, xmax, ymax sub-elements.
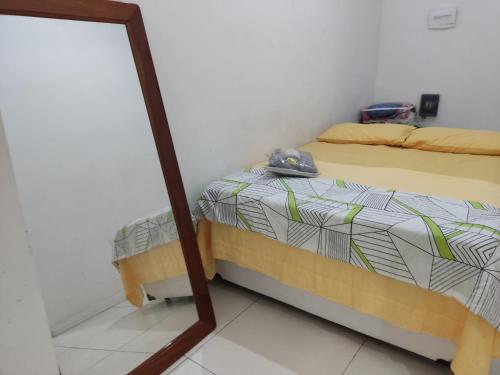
<box><xmin>403</xmin><ymin>127</ymin><xmax>500</xmax><ymax>156</ymax></box>
<box><xmin>317</xmin><ymin>123</ymin><xmax>416</xmax><ymax>146</ymax></box>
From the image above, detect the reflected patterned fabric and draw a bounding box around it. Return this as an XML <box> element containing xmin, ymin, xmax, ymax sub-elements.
<box><xmin>112</xmin><ymin>207</ymin><xmax>197</xmax><ymax>265</ymax></box>
<box><xmin>198</xmin><ymin>168</ymin><xmax>500</xmax><ymax>328</ymax></box>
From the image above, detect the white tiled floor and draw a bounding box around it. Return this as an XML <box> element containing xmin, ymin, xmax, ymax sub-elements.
<box><xmin>54</xmin><ymin>279</ymin><xmax>452</xmax><ymax>375</ymax></box>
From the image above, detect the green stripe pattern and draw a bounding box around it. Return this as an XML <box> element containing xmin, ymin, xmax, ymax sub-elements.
<box><xmin>336</xmin><ymin>180</ymin><xmax>347</xmax><ymax>188</ymax></box>
<box><xmin>453</xmin><ymin>222</ymin><xmax>500</xmax><ymax>237</ymax></box>
<box><xmin>351</xmin><ymin>240</ymin><xmax>375</xmax><ymax>272</ymax></box>
<box><xmin>445</xmin><ymin>230</ymin><xmax>465</xmax><ymax>240</ymax></box>
<box><xmin>393</xmin><ymin>198</ymin><xmax>455</xmax><ymax>261</ymax></box>
<box><xmin>236</xmin><ymin>210</ymin><xmax>252</xmax><ymax>230</ymax></box>
<box><xmin>222</xmin><ymin>179</ymin><xmax>251</xmax><ymax>197</ymax></box>
<box><xmin>232</xmin><ymin>182</ymin><xmax>251</xmax><ymax>196</ymax></box>
<box><xmin>344</xmin><ymin>205</ymin><xmax>363</xmax><ymax>224</ymax></box>
<box><xmin>280</xmin><ymin>178</ymin><xmax>302</xmax><ymax>222</ymax></box>
<box><xmin>469</xmin><ymin>201</ymin><xmax>487</xmax><ymax>210</ymax></box>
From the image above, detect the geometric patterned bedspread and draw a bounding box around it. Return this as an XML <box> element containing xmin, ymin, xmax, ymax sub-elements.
<box><xmin>198</xmin><ymin>168</ymin><xmax>500</xmax><ymax>329</ymax></box>
<box><xmin>112</xmin><ymin>207</ymin><xmax>197</xmax><ymax>266</ymax></box>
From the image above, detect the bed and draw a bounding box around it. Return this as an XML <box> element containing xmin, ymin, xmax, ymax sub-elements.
<box><xmin>114</xmin><ymin>124</ymin><xmax>500</xmax><ymax>375</ymax></box>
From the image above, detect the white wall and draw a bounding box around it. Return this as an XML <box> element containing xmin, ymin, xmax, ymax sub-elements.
<box><xmin>0</xmin><ymin>16</ymin><xmax>169</xmax><ymax>334</ymax></box>
<box><xmin>133</xmin><ymin>0</ymin><xmax>383</xmax><ymax>204</ymax></box>
<box><xmin>375</xmin><ymin>0</ymin><xmax>500</xmax><ymax>131</ymax></box>
<box><xmin>0</xmin><ymin>114</ymin><xmax>59</xmax><ymax>375</ymax></box>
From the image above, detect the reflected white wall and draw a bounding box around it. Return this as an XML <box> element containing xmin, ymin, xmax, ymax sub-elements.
<box><xmin>0</xmin><ymin>15</ymin><xmax>169</xmax><ymax>334</ymax></box>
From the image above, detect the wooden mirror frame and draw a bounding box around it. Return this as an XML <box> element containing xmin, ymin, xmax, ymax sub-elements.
<box><xmin>0</xmin><ymin>1</ymin><xmax>216</xmax><ymax>374</ymax></box>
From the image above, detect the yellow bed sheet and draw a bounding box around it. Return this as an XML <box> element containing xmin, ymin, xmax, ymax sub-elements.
<box><xmin>300</xmin><ymin>141</ymin><xmax>500</xmax><ymax>186</ymax></box>
<box><xmin>117</xmin><ymin>142</ymin><xmax>500</xmax><ymax>375</ymax></box>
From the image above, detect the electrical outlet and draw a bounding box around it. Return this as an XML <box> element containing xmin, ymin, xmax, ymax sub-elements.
<box><xmin>419</xmin><ymin>94</ymin><xmax>440</xmax><ymax>118</ymax></box>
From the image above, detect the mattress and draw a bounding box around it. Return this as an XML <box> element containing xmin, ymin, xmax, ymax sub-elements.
<box><xmin>300</xmin><ymin>141</ymin><xmax>500</xmax><ymax>187</ymax></box>
<box><xmin>116</xmin><ymin>140</ymin><xmax>500</xmax><ymax>375</ymax></box>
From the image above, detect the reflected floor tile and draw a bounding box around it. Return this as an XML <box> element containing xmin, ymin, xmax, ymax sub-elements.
<box><xmin>53</xmin><ymin>307</ymin><xmax>136</xmax><ymax>348</ymax></box>
<box><xmin>54</xmin><ymin>346</ymin><xmax>68</xmax><ymax>356</ymax></box>
<box><xmin>54</xmin><ymin>301</ymin><xmax>173</xmax><ymax>350</ymax></box>
<box><xmin>55</xmin><ymin>348</ymin><xmax>112</xmax><ymax>375</ymax></box>
<box><xmin>208</xmin><ymin>279</ymin><xmax>260</xmax><ymax>328</ymax></box>
<box><xmin>169</xmin><ymin>359</ymin><xmax>215</xmax><ymax>375</ymax></box>
<box><xmin>115</xmin><ymin>300</ymin><xmax>133</xmax><ymax>308</ymax></box>
<box><xmin>80</xmin><ymin>351</ymin><xmax>150</xmax><ymax>375</ymax></box>
<box><xmin>119</xmin><ymin>298</ymin><xmax>197</xmax><ymax>353</ymax></box>
<box><xmin>185</xmin><ymin>279</ymin><xmax>260</xmax><ymax>357</ymax></box>
<box><xmin>344</xmin><ymin>339</ymin><xmax>453</xmax><ymax>375</ymax></box>
<box><xmin>121</xmin><ymin>279</ymin><xmax>258</xmax><ymax>354</ymax></box>
<box><xmin>190</xmin><ymin>297</ymin><xmax>365</xmax><ymax>375</ymax></box>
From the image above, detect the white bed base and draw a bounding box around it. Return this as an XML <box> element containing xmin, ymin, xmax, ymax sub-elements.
<box><xmin>215</xmin><ymin>259</ymin><xmax>500</xmax><ymax>374</ymax></box>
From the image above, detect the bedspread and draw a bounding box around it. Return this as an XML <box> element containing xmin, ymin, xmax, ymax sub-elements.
<box><xmin>112</xmin><ymin>207</ymin><xmax>197</xmax><ymax>265</ymax></box>
<box><xmin>198</xmin><ymin>168</ymin><xmax>500</xmax><ymax>328</ymax></box>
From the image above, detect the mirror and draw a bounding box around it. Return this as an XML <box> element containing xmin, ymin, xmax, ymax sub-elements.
<box><xmin>0</xmin><ymin>2</ymin><xmax>214</xmax><ymax>374</ymax></box>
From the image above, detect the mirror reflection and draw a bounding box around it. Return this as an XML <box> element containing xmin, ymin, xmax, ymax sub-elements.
<box><xmin>0</xmin><ymin>15</ymin><xmax>197</xmax><ymax>373</ymax></box>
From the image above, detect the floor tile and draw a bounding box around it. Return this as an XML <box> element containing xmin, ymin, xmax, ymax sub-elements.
<box><xmin>190</xmin><ymin>297</ymin><xmax>365</xmax><ymax>375</ymax></box>
<box><xmin>208</xmin><ymin>279</ymin><xmax>260</xmax><ymax>328</ymax></box>
<box><xmin>54</xmin><ymin>347</ymin><xmax>68</xmax><ymax>371</ymax></box>
<box><xmin>53</xmin><ymin>307</ymin><xmax>136</xmax><ymax>348</ymax></box>
<box><xmin>120</xmin><ymin>280</ymin><xmax>258</xmax><ymax>354</ymax></box>
<box><xmin>55</xmin><ymin>348</ymin><xmax>112</xmax><ymax>375</ymax></box>
<box><xmin>169</xmin><ymin>359</ymin><xmax>214</xmax><ymax>375</ymax></box>
<box><xmin>118</xmin><ymin>297</ymin><xmax>197</xmax><ymax>353</ymax></box>
<box><xmin>344</xmin><ymin>339</ymin><xmax>453</xmax><ymax>375</ymax></box>
<box><xmin>185</xmin><ymin>279</ymin><xmax>260</xmax><ymax>356</ymax></box>
<box><xmin>108</xmin><ymin>301</ymin><xmax>173</xmax><ymax>331</ymax></box>
<box><xmin>53</xmin><ymin>279</ymin><xmax>456</xmax><ymax>375</ymax></box>
<box><xmin>162</xmin><ymin>356</ymin><xmax>189</xmax><ymax>374</ymax></box>
<box><xmin>115</xmin><ymin>300</ymin><xmax>133</xmax><ymax>308</ymax></box>
<box><xmin>54</xmin><ymin>302</ymin><xmax>172</xmax><ymax>350</ymax></box>
<box><xmin>80</xmin><ymin>351</ymin><xmax>150</xmax><ymax>375</ymax></box>
<box><xmin>54</xmin><ymin>346</ymin><xmax>69</xmax><ymax>355</ymax></box>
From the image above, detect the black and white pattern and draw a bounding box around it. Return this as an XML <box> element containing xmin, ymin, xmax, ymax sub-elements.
<box><xmin>112</xmin><ymin>207</ymin><xmax>197</xmax><ymax>265</ymax></box>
